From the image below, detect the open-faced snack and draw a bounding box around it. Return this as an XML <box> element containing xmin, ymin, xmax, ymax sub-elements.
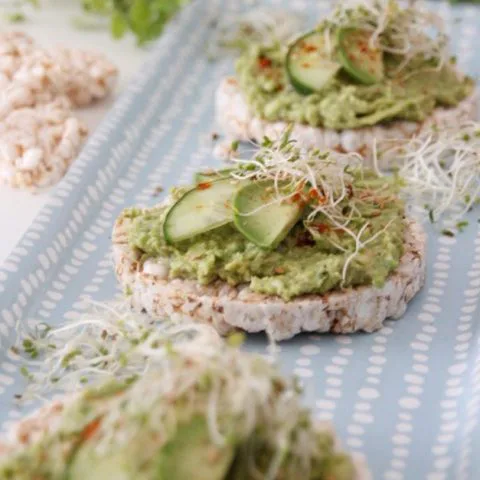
<box><xmin>216</xmin><ymin>0</ymin><xmax>476</xmax><ymax>163</ymax></box>
<box><xmin>113</xmin><ymin>134</ymin><xmax>426</xmax><ymax>340</ymax></box>
<box><xmin>0</xmin><ymin>327</ymin><xmax>369</xmax><ymax>479</ymax></box>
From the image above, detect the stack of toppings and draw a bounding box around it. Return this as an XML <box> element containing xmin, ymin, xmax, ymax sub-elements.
<box><xmin>2</xmin><ymin>304</ymin><xmax>368</xmax><ymax>480</ymax></box>
<box><xmin>241</xmin><ymin>0</ymin><xmax>471</xmax><ymax>129</ymax></box>
<box><xmin>126</xmin><ymin>131</ymin><xmax>406</xmax><ymax>301</ymax></box>
<box><xmin>217</xmin><ymin>0</ymin><xmax>475</xmax><ymax>158</ymax></box>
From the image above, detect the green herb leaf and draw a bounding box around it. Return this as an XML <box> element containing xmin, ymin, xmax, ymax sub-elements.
<box><xmin>5</xmin><ymin>12</ymin><xmax>26</xmax><ymax>23</ymax></box>
<box><xmin>61</xmin><ymin>349</ymin><xmax>82</xmax><ymax>368</ymax></box>
<box><xmin>456</xmin><ymin>220</ymin><xmax>469</xmax><ymax>232</ymax></box>
<box><xmin>262</xmin><ymin>136</ymin><xmax>274</xmax><ymax>148</ymax></box>
<box><xmin>129</xmin><ymin>0</ymin><xmax>150</xmax><ymax>44</ymax></box>
<box><xmin>82</xmin><ymin>0</ymin><xmax>189</xmax><ymax>44</ymax></box>
<box><xmin>82</xmin><ymin>0</ymin><xmax>110</xmax><ymax>14</ymax></box>
<box><xmin>441</xmin><ymin>229</ymin><xmax>455</xmax><ymax>237</ymax></box>
<box><xmin>20</xmin><ymin>366</ymin><xmax>34</xmax><ymax>381</ymax></box>
<box><xmin>22</xmin><ymin>338</ymin><xmax>39</xmax><ymax>359</ymax></box>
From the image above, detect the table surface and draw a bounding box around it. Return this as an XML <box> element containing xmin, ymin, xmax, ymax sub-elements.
<box><xmin>0</xmin><ymin>1</ymin><xmax>151</xmax><ymax>265</ymax></box>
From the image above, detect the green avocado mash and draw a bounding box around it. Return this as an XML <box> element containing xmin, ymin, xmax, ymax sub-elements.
<box><xmin>127</xmin><ymin>171</ymin><xmax>405</xmax><ymax>301</ymax></box>
<box><xmin>237</xmin><ymin>44</ymin><xmax>473</xmax><ymax>130</ymax></box>
<box><xmin>235</xmin><ymin>2</ymin><xmax>474</xmax><ymax>130</ymax></box>
<box><xmin>0</xmin><ymin>341</ymin><xmax>358</xmax><ymax>479</ymax></box>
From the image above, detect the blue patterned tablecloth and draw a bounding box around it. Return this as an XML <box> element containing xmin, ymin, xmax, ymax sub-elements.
<box><xmin>0</xmin><ymin>1</ymin><xmax>479</xmax><ymax>478</ymax></box>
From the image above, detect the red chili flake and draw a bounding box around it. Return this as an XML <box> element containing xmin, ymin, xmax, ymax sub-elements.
<box><xmin>292</xmin><ymin>192</ymin><xmax>302</xmax><ymax>202</ymax></box>
<box><xmin>358</xmin><ymin>145</ymin><xmax>368</xmax><ymax>158</ymax></box>
<box><xmin>207</xmin><ymin>447</ymin><xmax>223</xmax><ymax>464</ymax></box>
<box><xmin>346</xmin><ymin>184</ymin><xmax>353</xmax><ymax>198</ymax></box>
<box><xmin>81</xmin><ymin>418</ymin><xmax>102</xmax><ymax>441</ymax></box>
<box><xmin>291</xmin><ymin>192</ymin><xmax>306</xmax><ymax>208</ymax></box>
<box><xmin>301</xmin><ymin>62</ymin><xmax>311</xmax><ymax>68</ymax></box>
<box><xmin>258</xmin><ymin>56</ymin><xmax>272</xmax><ymax>69</ymax></box>
<box><xmin>313</xmin><ymin>223</ymin><xmax>330</xmax><ymax>234</ymax></box>
<box><xmin>274</xmin><ymin>267</ymin><xmax>285</xmax><ymax>274</ymax></box>
<box><xmin>303</xmin><ymin>44</ymin><xmax>318</xmax><ymax>53</ymax></box>
<box><xmin>308</xmin><ymin>188</ymin><xmax>327</xmax><ymax>204</ymax></box>
<box><xmin>197</xmin><ymin>182</ymin><xmax>212</xmax><ymax>190</ymax></box>
<box><xmin>19</xmin><ymin>431</ymin><xmax>30</xmax><ymax>444</ymax></box>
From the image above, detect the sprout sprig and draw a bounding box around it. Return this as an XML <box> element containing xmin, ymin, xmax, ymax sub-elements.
<box><xmin>384</xmin><ymin>122</ymin><xmax>480</xmax><ymax>224</ymax></box>
<box><xmin>13</xmin><ymin>301</ymin><xmax>337</xmax><ymax>480</ymax></box>
<box><xmin>15</xmin><ymin>301</ymin><xmax>222</xmax><ymax>403</ymax></box>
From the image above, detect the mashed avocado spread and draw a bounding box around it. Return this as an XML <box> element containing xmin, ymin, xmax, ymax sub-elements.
<box><xmin>0</xmin><ymin>339</ymin><xmax>358</xmax><ymax>479</ymax></box>
<box><xmin>235</xmin><ymin>3</ymin><xmax>474</xmax><ymax>130</ymax></box>
<box><xmin>127</xmin><ymin>170</ymin><xmax>405</xmax><ymax>301</ymax></box>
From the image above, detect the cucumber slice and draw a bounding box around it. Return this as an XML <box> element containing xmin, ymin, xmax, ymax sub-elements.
<box><xmin>286</xmin><ymin>31</ymin><xmax>341</xmax><ymax>95</ymax></box>
<box><xmin>157</xmin><ymin>416</ymin><xmax>235</xmax><ymax>480</ymax></box>
<box><xmin>233</xmin><ymin>181</ymin><xmax>304</xmax><ymax>249</ymax></box>
<box><xmin>164</xmin><ymin>178</ymin><xmax>241</xmax><ymax>244</ymax></box>
<box><xmin>337</xmin><ymin>28</ymin><xmax>384</xmax><ymax>85</ymax></box>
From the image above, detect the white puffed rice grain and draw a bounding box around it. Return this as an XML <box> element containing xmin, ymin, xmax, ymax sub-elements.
<box><xmin>0</xmin><ymin>98</ymin><xmax>88</xmax><ymax>189</ymax></box>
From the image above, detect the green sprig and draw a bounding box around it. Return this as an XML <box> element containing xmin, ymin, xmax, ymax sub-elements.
<box><xmin>89</xmin><ymin>0</ymin><xmax>190</xmax><ymax>45</ymax></box>
<box><xmin>5</xmin><ymin>0</ymin><xmax>190</xmax><ymax>45</ymax></box>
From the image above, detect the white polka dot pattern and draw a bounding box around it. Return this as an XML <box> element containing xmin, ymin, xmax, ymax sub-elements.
<box><xmin>0</xmin><ymin>1</ymin><xmax>478</xmax><ymax>479</ymax></box>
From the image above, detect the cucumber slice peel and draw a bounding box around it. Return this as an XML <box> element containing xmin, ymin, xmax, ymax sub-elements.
<box><xmin>163</xmin><ymin>178</ymin><xmax>241</xmax><ymax>244</ymax></box>
<box><xmin>286</xmin><ymin>31</ymin><xmax>341</xmax><ymax>95</ymax></box>
<box><xmin>233</xmin><ymin>181</ymin><xmax>304</xmax><ymax>249</ymax></box>
<box><xmin>337</xmin><ymin>28</ymin><xmax>384</xmax><ymax>85</ymax></box>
